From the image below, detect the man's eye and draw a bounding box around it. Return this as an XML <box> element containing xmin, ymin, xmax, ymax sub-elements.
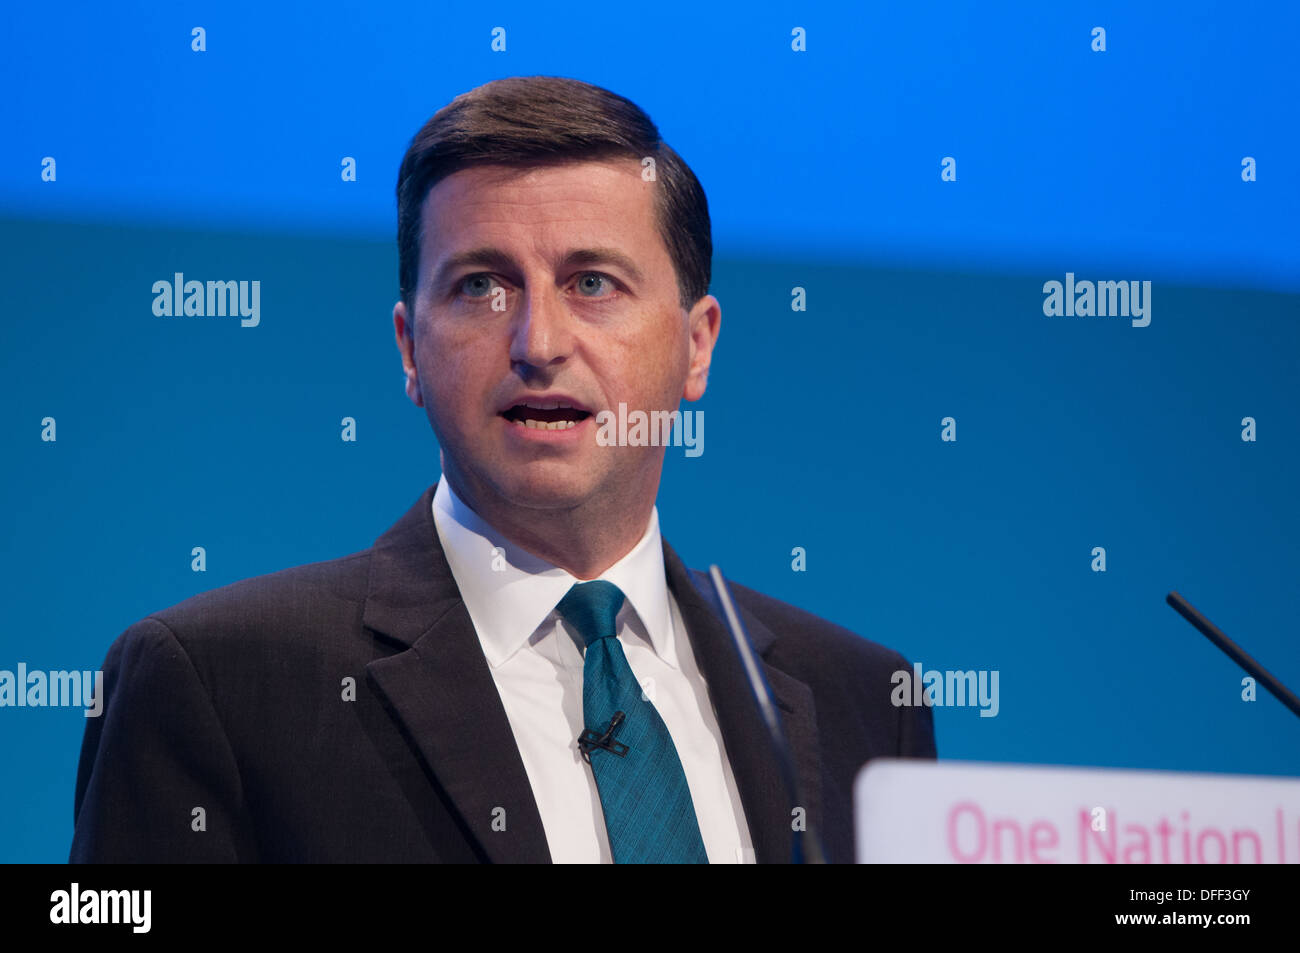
<box><xmin>458</xmin><ymin>274</ymin><xmax>498</xmax><ymax>298</ymax></box>
<box><xmin>574</xmin><ymin>273</ymin><xmax>614</xmax><ymax>297</ymax></box>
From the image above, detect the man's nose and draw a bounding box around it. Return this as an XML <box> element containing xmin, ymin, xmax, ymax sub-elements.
<box><xmin>508</xmin><ymin>283</ymin><xmax>573</xmax><ymax>369</ymax></box>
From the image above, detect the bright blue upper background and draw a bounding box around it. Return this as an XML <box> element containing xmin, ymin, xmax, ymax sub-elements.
<box><xmin>3</xmin><ymin>0</ymin><xmax>1297</xmax><ymax>290</ymax></box>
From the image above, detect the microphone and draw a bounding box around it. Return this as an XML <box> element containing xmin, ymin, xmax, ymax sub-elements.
<box><xmin>707</xmin><ymin>565</ymin><xmax>827</xmax><ymax>864</ymax></box>
<box><xmin>1166</xmin><ymin>591</ymin><xmax>1300</xmax><ymax>720</ymax></box>
<box><xmin>578</xmin><ymin>710</ymin><xmax>629</xmax><ymax>763</ymax></box>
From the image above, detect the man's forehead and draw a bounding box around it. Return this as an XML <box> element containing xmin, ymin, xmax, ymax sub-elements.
<box><xmin>423</xmin><ymin>158</ymin><xmax>647</xmax><ymax>220</ymax></box>
<box><xmin>419</xmin><ymin>158</ymin><xmax>661</xmax><ymax>266</ymax></box>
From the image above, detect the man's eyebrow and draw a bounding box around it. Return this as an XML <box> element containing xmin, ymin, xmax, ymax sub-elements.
<box><xmin>562</xmin><ymin>247</ymin><xmax>645</xmax><ymax>285</ymax></box>
<box><xmin>430</xmin><ymin>246</ymin><xmax>645</xmax><ymax>290</ymax></box>
<box><xmin>431</xmin><ymin>247</ymin><xmax>514</xmax><ymax>290</ymax></box>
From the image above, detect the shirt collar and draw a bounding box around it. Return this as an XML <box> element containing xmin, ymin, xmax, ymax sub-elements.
<box><xmin>431</xmin><ymin>478</ymin><xmax>678</xmax><ymax>670</ymax></box>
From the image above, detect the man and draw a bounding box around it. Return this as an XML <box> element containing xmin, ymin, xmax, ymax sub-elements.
<box><xmin>70</xmin><ymin>75</ymin><xmax>936</xmax><ymax>864</ymax></box>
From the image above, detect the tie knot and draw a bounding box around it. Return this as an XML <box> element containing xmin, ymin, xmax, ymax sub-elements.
<box><xmin>555</xmin><ymin>580</ymin><xmax>626</xmax><ymax>647</ymax></box>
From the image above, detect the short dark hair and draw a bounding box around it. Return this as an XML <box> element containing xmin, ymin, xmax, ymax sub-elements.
<box><xmin>396</xmin><ymin>75</ymin><xmax>711</xmax><ymax>318</ymax></box>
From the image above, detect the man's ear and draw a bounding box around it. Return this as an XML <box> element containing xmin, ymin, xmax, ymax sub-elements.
<box><xmin>683</xmin><ymin>294</ymin><xmax>721</xmax><ymax>402</ymax></box>
<box><xmin>393</xmin><ymin>299</ymin><xmax>423</xmax><ymax>407</ymax></box>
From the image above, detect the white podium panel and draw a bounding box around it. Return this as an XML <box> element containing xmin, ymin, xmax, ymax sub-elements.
<box><xmin>854</xmin><ymin>759</ymin><xmax>1300</xmax><ymax>863</ymax></box>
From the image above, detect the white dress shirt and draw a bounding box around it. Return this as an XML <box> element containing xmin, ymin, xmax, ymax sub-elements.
<box><xmin>430</xmin><ymin>478</ymin><xmax>754</xmax><ymax>863</ymax></box>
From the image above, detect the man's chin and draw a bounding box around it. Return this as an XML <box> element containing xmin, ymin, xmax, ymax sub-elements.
<box><xmin>490</xmin><ymin>466</ymin><xmax>603</xmax><ymax>512</ymax></box>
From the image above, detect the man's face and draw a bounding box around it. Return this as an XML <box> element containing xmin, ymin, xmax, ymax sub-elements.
<box><xmin>393</xmin><ymin>158</ymin><xmax>720</xmax><ymax>519</ymax></box>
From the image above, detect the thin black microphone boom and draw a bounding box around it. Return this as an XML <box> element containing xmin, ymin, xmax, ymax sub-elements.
<box><xmin>1166</xmin><ymin>591</ymin><xmax>1300</xmax><ymax>721</ymax></box>
<box><xmin>708</xmin><ymin>565</ymin><xmax>827</xmax><ymax>864</ymax></box>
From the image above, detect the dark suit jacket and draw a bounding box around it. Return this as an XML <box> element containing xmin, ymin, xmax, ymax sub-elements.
<box><xmin>70</xmin><ymin>482</ymin><xmax>936</xmax><ymax>863</ymax></box>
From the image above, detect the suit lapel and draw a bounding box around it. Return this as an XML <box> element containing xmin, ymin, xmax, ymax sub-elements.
<box><xmin>662</xmin><ymin>542</ymin><xmax>823</xmax><ymax>864</ymax></box>
<box><xmin>355</xmin><ymin>482</ymin><xmax>822</xmax><ymax>864</ymax></box>
<box><xmin>360</xmin><ymin>484</ymin><xmax>551</xmax><ymax>863</ymax></box>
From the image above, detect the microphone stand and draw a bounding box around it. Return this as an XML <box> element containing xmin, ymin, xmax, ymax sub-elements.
<box><xmin>708</xmin><ymin>565</ymin><xmax>827</xmax><ymax>864</ymax></box>
<box><xmin>1167</xmin><ymin>591</ymin><xmax>1300</xmax><ymax>720</ymax></box>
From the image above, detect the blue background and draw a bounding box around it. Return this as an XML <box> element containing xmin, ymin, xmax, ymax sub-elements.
<box><xmin>1</xmin><ymin>1</ymin><xmax>1297</xmax><ymax>862</ymax></box>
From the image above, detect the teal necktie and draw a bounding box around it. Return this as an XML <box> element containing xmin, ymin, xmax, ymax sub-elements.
<box><xmin>555</xmin><ymin>580</ymin><xmax>709</xmax><ymax>864</ymax></box>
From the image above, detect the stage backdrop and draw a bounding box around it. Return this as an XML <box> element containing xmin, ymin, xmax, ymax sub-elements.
<box><xmin>1</xmin><ymin>1</ymin><xmax>1296</xmax><ymax>861</ymax></box>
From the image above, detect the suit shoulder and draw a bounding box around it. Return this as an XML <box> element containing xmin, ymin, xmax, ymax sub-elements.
<box><xmin>689</xmin><ymin>571</ymin><xmax>938</xmax><ymax>760</ymax></box>
<box><xmin>690</xmin><ymin>570</ymin><xmax>911</xmax><ymax>673</ymax></box>
<box><xmin>140</xmin><ymin>547</ymin><xmax>372</xmax><ymax>650</ymax></box>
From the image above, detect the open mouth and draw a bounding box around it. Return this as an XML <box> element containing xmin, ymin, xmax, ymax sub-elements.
<box><xmin>500</xmin><ymin>402</ymin><xmax>593</xmax><ymax>431</ymax></box>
